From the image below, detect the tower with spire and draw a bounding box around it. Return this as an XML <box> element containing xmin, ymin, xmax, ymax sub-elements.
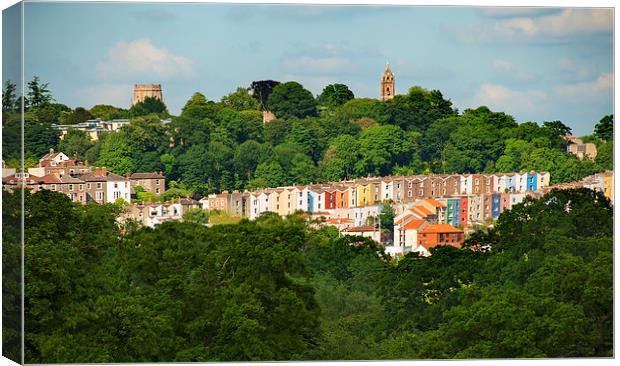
<box><xmin>380</xmin><ymin>62</ymin><xmax>395</xmax><ymax>101</ymax></box>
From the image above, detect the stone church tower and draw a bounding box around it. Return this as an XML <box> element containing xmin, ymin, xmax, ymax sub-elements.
<box><xmin>380</xmin><ymin>63</ymin><xmax>395</xmax><ymax>101</ymax></box>
<box><xmin>132</xmin><ymin>84</ymin><xmax>163</xmax><ymax>106</ymax></box>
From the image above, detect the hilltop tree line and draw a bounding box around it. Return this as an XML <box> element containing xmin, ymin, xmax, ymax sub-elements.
<box><xmin>2</xmin><ymin>187</ymin><xmax>612</xmax><ymax>362</ymax></box>
<box><xmin>2</xmin><ymin>78</ymin><xmax>613</xmax><ymax>196</ymax></box>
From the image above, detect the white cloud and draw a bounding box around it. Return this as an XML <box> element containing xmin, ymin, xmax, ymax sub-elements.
<box><xmin>493</xmin><ymin>59</ymin><xmax>512</xmax><ymax>72</ymax></box>
<box><xmin>473</xmin><ymin>83</ymin><xmax>547</xmax><ymax>113</ymax></box>
<box><xmin>453</xmin><ymin>8</ymin><xmax>612</xmax><ymax>42</ymax></box>
<box><xmin>74</xmin><ymin>83</ymin><xmax>133</xmax><ymax>109</ymax></box>
<box><xmin>96</xmin><ymin>38</ymin><xmax>193</xmax><ymax>79</ymax></box>
<box><xmin>555</xmin><ymin>73</ymin><xmax>613</xmax><ymax>100</ymax></box>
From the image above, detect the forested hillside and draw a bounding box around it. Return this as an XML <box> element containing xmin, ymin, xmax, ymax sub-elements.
<box><xmin>3</xmin><ymin>187</ymin><xmax>612</xmax><ymax>362</ymax></box>
<box><xmin>2</xmin><ymin>79</ymin><xmax>613</xmax><ymax>198</ymax></box>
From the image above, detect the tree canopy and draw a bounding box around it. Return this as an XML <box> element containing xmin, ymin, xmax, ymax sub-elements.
<box><xmin>11</xmin><ymin>187</ymin><xmax>612</xmax><ymax>362</ymax></box>
<box><xmin>268</xmin><ymin>81</ymin><xmax>318</xmax><ymax>120</ymax></box>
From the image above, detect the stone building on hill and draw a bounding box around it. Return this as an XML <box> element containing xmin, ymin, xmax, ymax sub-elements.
<box><xmin>132</xmin><ymin>84</ymin><xmax>163</xmax><ymax>106</ymax></box>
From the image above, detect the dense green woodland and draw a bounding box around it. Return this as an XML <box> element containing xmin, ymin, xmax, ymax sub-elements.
<box><xmin>2</xmin><ymin>78</ymin><xmax>613</xmax><ymax>198</ymax></box>
<box><xmin>1</xmin><ymin>187</ymin><xmax>613</xmax><ymax>362</ymax></box>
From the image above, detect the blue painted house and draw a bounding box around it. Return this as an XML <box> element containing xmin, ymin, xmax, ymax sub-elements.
<box><xmin>491</xmin><ymin>193</ymin><xmax>501</xmax><ymax>219</ymax></box>
<box><xmin>526</xmin><ymin>172</ymin><xmax>538</xmax><ymax>191</ymax></box>
<box><xmin>446</xmin><ymin>198</ymin><xmax>461</xmax><ymax>227</ymax></box>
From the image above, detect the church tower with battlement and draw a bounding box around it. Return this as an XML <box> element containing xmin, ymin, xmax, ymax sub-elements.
<box><xmin>380</xmin><ymin>63</ymin><xmax>395</xmax><ymax>101</ymax></box>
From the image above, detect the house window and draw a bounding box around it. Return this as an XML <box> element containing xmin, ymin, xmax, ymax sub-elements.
<box><xmin>79</xmin><ymin>184</ymin><xmax>83</xmax><ymax>191</ymax></box>
<box><xmin>96</xmin><ymin>191</ymin><xmax>104</xmax><ymax>201</ymax></box>
<box><xmin>87</xmin><ymin>183</ymin><xmax>91</xmax><ymax>189</ymax></box>
<box><xmin>156</xmin><ymin>188</ymin><xmax>160</xmax><ymax>194</ymax></box>
<box><xmin>156</xmin><ymin>180</ymin><xmax>160</xmax><ymax>185</ymax></box>
<box><xmin>51</xmin><ymin>184</ymin><xmax>56</xmax><ymax>191</ymax></box>
<box><xmin>69</xmin><ymin>184</ymin><xmax>73</xmax><ymax>191</ymax></box>
<box><xmin>96</xmin><ymin>182</ymin><xmax>102</xmax><ymax>189</ymax></box>
<box><xmin>114</xmin><ymin>183</ymin><xmax>118</xmax><ymax>189</ymax></box>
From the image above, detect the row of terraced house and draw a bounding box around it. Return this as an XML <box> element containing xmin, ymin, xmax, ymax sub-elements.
<box><xmin>2</xmin><ymin>149</ymin><xmax>166</xmax><ymax>203</ymax></box>
<box><xmin>198</xmin><ymin>171</ymin><xmax>550</xmax><ymax>220</ymax></box>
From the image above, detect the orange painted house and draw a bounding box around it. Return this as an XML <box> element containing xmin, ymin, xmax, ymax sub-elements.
<box><xmin>416</xmin><ymin>224</ymin><xmax>464</xmax><ymax>256</ymax></box>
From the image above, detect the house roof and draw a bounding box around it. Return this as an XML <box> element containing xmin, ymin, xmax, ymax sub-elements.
<box><xmin>56</xmin><ymin>174</ymin><xmax>84</xmax><ymax>184</ymax></box>
<box><xmin>32</xmin><ymin>174</ymin><xmax>62</xmax><ymax>184</ymax></box>
<box><xmin>423</xmin><ymin>198</ymin><xmax>446</xmax><ymax>208</ymax></box>
<box><xmin>2</xmin><ymin>174</ymin><xmax>38</xmax><ymax>185</ymax></box>
<box><xmin>39</xmin><ymin>150</ymin><xmax>65</xmax><ymax>161</ymax></box>
<box><xmin>312</xmin><ymin>211</ymin><xmax>331</xmax><ymax>215</ymax></box>
<box><xmin>343</xmin><ymin>225</ymin><xmax>378</xmax><ymax>233</ymax></box>
<box><xmin>79</xmin><ymin>172</ymin><xmax>127</xmax><ymax>182</ymax></box>
<box><xmin>418</xmin><ymin>224</ymin><xmax>463</xmax><ymax>234</ymax></box>
<box><xmin>326</xmin><ymin>218</ymin><xmax>353</xmax><ymax>224</ymax></box>
<box><xmin>130</xmin><ymin>172</ymin><xmax>164</xmax><ymax>179</ymax></box>
<box><xmin>394</xmin><ymin>215</ymin><xmax>410</xmax><ymax>225</ymax></box>
<box><xmin>410</xmin><ymin>205</ymin><xmax>433</xmax><ymax>217</ymax></box>
<box><xmin>402</xmin><ymin>219</ymin><xmax>427</xmax><ymax>230</ymax></box>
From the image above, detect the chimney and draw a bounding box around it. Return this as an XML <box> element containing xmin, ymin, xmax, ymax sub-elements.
<box><xmin>49</xmin><ymin>148</ymin><xmax>54</xmax><ymax>154</ymax></box>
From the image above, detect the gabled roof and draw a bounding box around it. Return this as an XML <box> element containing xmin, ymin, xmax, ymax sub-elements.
<box><xmin>32</xmin><ymin>174</ymin><xmax>62</xmax><ymax>184</ymax></box>
<box><xmin>79</xmin><ymin>172</ymin><xmax>127</xmax><ymax>182</ymax></box>
<box><xmin>410</xmin><ymin>205</ymin><xmax>433</xmax><ymax>217</ymax></box>
<box><xmin>343</xmin><ymin>225</ymin><xmax>378</xmax><ymax>233</ymax></box>
<box><xmin>39</xmin><ymin>150</ymin><xmax>66</xmax><ymax>161</ymax></box>
<box><xmin>423</xmin><ymin>198</ymin><xmax>446</xmax><ymax>208</ymax></box>
<box><xmin>56</xmin><ymin>174</ymin><xmax>84</xmax><ymax>184</ymax></box>
<box><xmin>402</xmin><ymin>219</ymin><xmax>428</xmax><ymax>230</ymax></box>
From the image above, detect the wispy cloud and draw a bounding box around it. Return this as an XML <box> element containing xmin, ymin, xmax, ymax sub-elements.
<box><xmin>492</xmin><ymin>59</ymin><xmax>512</xmax><ymax>72</ymax></box>
<box><xmin>95</xmin><ymin>38</ymin><xmax>194</xmax><ymax>80</ymax></box>
<box><xmin>449</xmin><ymin>8</ymin><xmax>612</xmax><ymax>43</ymax></box>
<box><xmin>473</xmin><ymin>83</ymin><xmax>548</xmax><ymax>113</ymax></box>
<box><xmin>555</xmin><ymin>73</ymin><xmax>613</xmax><ymax>101</ymax></box>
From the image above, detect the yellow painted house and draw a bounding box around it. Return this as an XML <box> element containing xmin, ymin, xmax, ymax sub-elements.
<box><xmin>356</xmin><ymin>180</ymin><xmax>374</xmax><ymax>207</ymax></box>
<box><xmin>271</xmin><ymin>188</ymin><xmax>294</xmax><ymax>216</ymax></box>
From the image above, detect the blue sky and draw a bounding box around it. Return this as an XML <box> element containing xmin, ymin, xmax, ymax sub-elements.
<box><xmin>3</xmin><ymin>2</ymin><xmax>614</xmax><ymax>135</ymax></box>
